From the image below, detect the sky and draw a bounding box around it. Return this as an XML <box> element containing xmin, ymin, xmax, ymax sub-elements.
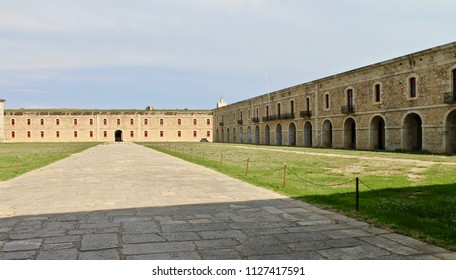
<box><xmin>0</xmin><ymin>0</ymin><xmax>455</xmax><ymax>110</ymax></box>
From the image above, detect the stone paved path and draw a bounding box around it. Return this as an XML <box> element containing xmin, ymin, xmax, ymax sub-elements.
<box><xmin>0</xmin><ymin>143</ymin><xmax>454</xmax><ymax>260</ymax></box>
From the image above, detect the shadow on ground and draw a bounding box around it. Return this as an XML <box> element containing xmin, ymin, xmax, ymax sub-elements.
<box><xmin>0</xmin><ymin>198</ymin><xmax>452</xmax><ymax>260</ymax></box>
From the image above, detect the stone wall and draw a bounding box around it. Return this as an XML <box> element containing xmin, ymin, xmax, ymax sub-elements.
<box><xmin>3</xmin><ymin>109</ymin><xmax>213</xmax><ymax>143</ymax></box>
<box><xmin>213</xmin><ymin>42</ymin><xmax>456</xmax><ymax>153</ymax></box>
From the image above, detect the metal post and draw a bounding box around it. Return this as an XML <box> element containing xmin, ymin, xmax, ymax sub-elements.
<box><xmin>283</xmin><ymin>164</ymin><xmax>287</xmax><ymax>190</ymax></box>
<box><xmin>355</xmin><ymin>177</ymin><xmax>359</xmax><ymax>211</ymax></box>
<box><xmin>245</xmin><ymin>158</ymin><xmax>249</xmax><ymax>176</ymax></box>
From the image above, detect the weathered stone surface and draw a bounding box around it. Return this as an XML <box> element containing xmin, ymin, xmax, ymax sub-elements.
<box><xmin>122</xmin><ymin>241</ymin><xmax>195</xmax><ymax>255</ymax></box>
<box><xmin>79</xmin><ymin>249</ymin><xmax>120</xmax><ymax>260</ymax></box>
<box><xmin>122</xmin><ymin>233</ymin><xmax>166</xmax><ymax>244</ymax></box>
<box><xmin>81</xmin><ymin>233</ymin><xmax>119</xmax><ymax>251</ymax></box>
<box><xmin>125</xmin><ymin>251</ymin><xmax>201</xmax><ymax>260</ymax></box>
<box><xmin>2</xmin><ymin>239</ymin><xmax>42</xmax><ymax>252</ymax></box>
<box><xmin>317</xmin><ymin>245</ymin><xmax>391</xmax><ymax>260</ymax></box>
<box><xmin>37</xmin><ymin>248</ymin><xmax>78</xmax><ymax>260</ymax></box>
<box><xmin>199</xmin><ymin>249</ymin><xmax>243</xmax><ymax>260</ymax></box>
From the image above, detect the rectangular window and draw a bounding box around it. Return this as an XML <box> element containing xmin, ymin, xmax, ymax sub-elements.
<box><xmin>325</xmin><ymin>94</ymin><xmax>330</xmax><ymax>109</ymax></box>
<box><xmin>103</xmin><ymin>119</ymin><xmax>107</xmax><ymax>125</ymax></box>
<box><xmin>207</xmin><ymin>119</ymin><xmax>211</xmax><ymax>125</ymax></box>
<box><xmin>207</xmin><ymin>131</ymin><xmax>211</xmax><ymax>137</ymax></box>
<box><xmin>73</xmin><ymin>119</ymin><xmax>78</xmax><ymax>126</ymax></box>
<box><xmin>89</xmin><ymin>119</ymin><xmax>94</xmax><ymax>125</ymax></box>
<box><xmin>144</xmin><ymin>118</ymin><xmax>149</xmax><ymax>125</ymax></box>
<box><xmin>130</xmin><ymin>119</ymin><xmax>134</xmax><ymax>125</ymax></box>
<box><xmin>27</xmin><ymin>131</ymin><xmax>31</xmax><ymax>138</ymax></box>
<box><xmin>74</xmin><ymin>131</ymin><xmax>78</xmax><ymax>138</ymax></box>
<box><xmin>266</xmin><ymin>106</ymin><xmax>269</xmax><ymax>118</ymax></box>
<box><xmin>90</xmin><ymin>131</ymin><xmax>94</xmax><ymax>138</ymax></box>
<box><xmin>277</xmin><ymin>104</ymin><xmax>281</xmax><ymax>118</ymax></box>
<box><xmin>144</xmin><ymin>131</ymin><xmax>148</xmax><ymax>137</ymax></box>
<box><xmin>117</xmin><ymin>119</ymin><xmax>121</xmax><ymax>125</ymax></box>
<box><xmin>130</xmin><ymin>131</ymin><xmax>134</xmax><ymax>138</ymax></box>
<box><xmin>56</xmin><ymin>119</ymin><xmax>60</xmax><ymax>126</ymax></box>
<box><xmin>256</xmin><ymin>108</ymin><xmax>259</xmax><ymax>118</ymax></box>
<box><xmin>27</xmin><ymin>119</ymin><xmax>31</xmax><ymax>126</ymax></box>
<box><xmin>347</xmin><ymin>89</ymin><xmax>353</xmax><ymax>107</ymax></box>
<box><xmin>178</xmin><ymin>131</ymin><xmax>181</xmax><ymax>137</ymax></box>
<box><xmin>193</xmin><ymin>131</ymin><xmax>197</xmax><ymax>137</ymax></box>
<box><xmin>193</xmin><ymin>119</ymin><xmax>197</xmax><ymax>125</ymax></box>
<box><xmin>290</xmin><ymin>100</ymin><xmax>295</xmax><ymax>116</ymax></box>
<box><xmin>410</xmin><ymin>77</ymin><xmax>417</xmax><ymax>98</ymax></box>
<box><xmin>160</xmin><ymin>119</ymin><xmax>164</xmax><ymax>126</ymax></box>
<box><xmin>375</xmin><ymin>84</ymin><xmax>381</xmax><ymax>102</ymax></box>
<box><xmin>178</xmin><ymin>119</ymin><xmax>182</xmax><ymax>125</ymax></box>
<box><xmin>56</xmin><ymin>131</ymin><xmax>60</xmax><ymax>138</ymax></box>
<box><xmin>12</xmin><ymin>131</ymin><xmax>15</xmax><ymax>138</ymax></box>
<box><xmin>306</xmin><ymin>97</ymin><xmax>310</xmax><ymax>111</ymax></box>
<box><xmin>40</xmin><ymin>119</ymin><xmax>44</xmax><ymax>126</ymax></box>
<box><xmin>453</xmin><ymin>69</ymin><xmax>456</xmax><ymax>94</ymax></box>
<box><xmin>11</xmin><ymin>119</ymin><xmax>15</xmax><ymax>126</ymax></box>
<box><xmin>160</xmin><ymin>131</ymin><xmax>164</xmax><ymax>137</ymax></box>
<box><xmin>41</xmin><ymin>131</ymin><xmax>44</xmax><ymax>138</ymax></box>
<box><xmin>103</xmin><ymin>131</ymin><xmax>107</xmax><ymax>138</ymax></box>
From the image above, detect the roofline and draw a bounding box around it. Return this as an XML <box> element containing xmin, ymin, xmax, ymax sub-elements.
<box><xmin>218</xmin><ymin>41</ymin><xmax>456</xmax><ymax>108</ymax></box>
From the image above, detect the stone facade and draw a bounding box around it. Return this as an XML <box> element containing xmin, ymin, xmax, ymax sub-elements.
<box><xmin>213</xmin><ymin>42</ymin><xmax>456</xmax><ymax>153</ymax></box>
<box><xmin>1</xmin><ymin>105</ymin><xmax>213</xmax><ymax>143</ymax></box>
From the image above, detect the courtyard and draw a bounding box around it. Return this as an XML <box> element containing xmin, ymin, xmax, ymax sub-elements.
<box><xmin>0</xmin><ymin>143</ymin><xmax>454</xmax><ymax>259</ymax></box>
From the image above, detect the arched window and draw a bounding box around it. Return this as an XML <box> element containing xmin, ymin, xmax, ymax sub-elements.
<box><xmin>290</xmin><ymin>100</ymin><xmax>295</xmax><ymax>117</ymax></box>
<box><xmin>324</xmin><ymin>94</ymin><xmax>330</xmax><ymax>109</ymax></box>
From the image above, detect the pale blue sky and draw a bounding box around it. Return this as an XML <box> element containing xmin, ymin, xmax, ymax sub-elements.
<box><xmin>1</xmin><ymin>0</ymin><xmax>455</xmax><ymax>110</ymax></box>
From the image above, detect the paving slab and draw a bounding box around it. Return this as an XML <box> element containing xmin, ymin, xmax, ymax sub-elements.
<box><xmin>0</xmin><ymin>143</ymin><xmax>453</xmax><ymax>259</ymax></box>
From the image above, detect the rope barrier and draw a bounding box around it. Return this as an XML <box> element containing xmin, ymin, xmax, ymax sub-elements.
<box><xmin>249</xmin><ymin>161</ymin><xmax>284</xmax><ymax>173</ymax></box>
<box><xmin>287</xmin><ymin>167</ymin><xmax>356</xmax><ymax>187</ymax></box>
<box><xmin>358</xmin><ymin>178</ymin><xmax>376</xmax><ymax>191</ymax></box>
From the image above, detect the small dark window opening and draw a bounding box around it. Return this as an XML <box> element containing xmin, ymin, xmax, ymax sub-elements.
<box><xmin>452</xmin><ymin>69</ymin><xmax>456</xmax><ymax>94</ymax></box>
<box><xmin>325</xmin><ymin>94</ymin><xmax>330</xmax><ymax>109</ymax></box>
<box><xmin>178</xmin><ymin>131</ymin><xmax>181</xmax><ymax>137</ymax></box>
<box><xmin>347</xmin><ymin>89</ymin><xmax>354</xmax><ymax>108</ymax></box>
<box><xmin>375</xmin><ymin>84</ymin><xmax>381</xmax><ymax>102</ymax></box>
<box><xmin>410</xmin><ymin>77</ymin><xmax>417</xmax><ymax>98</ymax></box>
<box><xmin>193</xmin><ymin>131</ymin><xmax>197</xmax><ymax>137</ymax></box>
<box><xmin>160</xmin><ymin>119</ymin><xmax>164</xmax><ymax>125</ymax></box>
<box><xmin>90</xmin><ymin>131</ymin><xmax>94</xmax><ymax>138</ymax></box>
<box><xmin>56</xmin><ymin>131</ymin><xmax>60</xmax><ymax>138</ymax></box>
<box><xmin>40</xmin><ymin>119</ymin><xmax>44</xmax><ymax>126</ymax></box>
<box><xmin>160</xmin><ymin>131</ymin><xmax>164</xmax><ymax>137</ymax></box>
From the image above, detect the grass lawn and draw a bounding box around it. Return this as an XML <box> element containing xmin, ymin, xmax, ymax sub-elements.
<box><xmin>0</xmin><ymin>142</ymin><xmax>99</xmax><ymax>181</ymax></box>
<box><xmin>141</xmin><ymin>142</ymin><xmax>456</xmax><ymax>251</ymax></box>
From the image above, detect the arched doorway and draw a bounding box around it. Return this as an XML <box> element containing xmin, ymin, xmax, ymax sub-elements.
<box><xmin>221</xmin><ymin>129</ymin><xmax>225</xmax><ymax>143</ymax></box>
<box><xmin>403</xmin><ymin>113</ymin><xmax>422</xmax><ymax>151</ymax></box>
<box><xmin>216</xmin><ymin>129</ymin><xmax>219</xmax><ymax>142</ymax></box>
<box><xmin>288</xmin><ymin>123</ymin><xmax>296</xmax><ymax>146</ymax></box>
<box><xmin>304</xmin><ymin>121</ymin><xmax>312</xmax><ymax>147</ymax></box>
<box><xmin>255</xmin><ymin>126</ymin><xmax>260</xmax><ymax>144</ymax></box>
<box><xmin>226</xmin><ymin>128</ymin><xmax>230</xmax><ymax>143</ymax></box>
<box><xmin>247</xmin><ymin>127</ymin><xmax>252</xmax><ymax>144</ymax></box>
<box><xmin>343</xmin><ymin>118</ymin><xmax>356</xmax><ymax>149</ymax></box>
<box><xmin>446</xmin><ymin>110</ymin><xmax>456</xmax><ymax>153</ymax></box>
<box><xmin>239</xmin><ymin>127</ymin><xmax>244</xmax><ymax>144</ymax></box>
<box><xmin>322</xmin><ymin>120</ymin><xmax>333</xmax><ymax>148</ymax></box>
<box><xmin>370</xmin><ymin>116</ymin><xmax>385</xmax><ymax>150</ymax></box>
<box><xmin>275</xmin><ymin>124</ymin><xmax>282</xmax><ymax>146</ymax></box>
<box><xmin>265</xmin><ymin>125</ymin><xmax>271</xmax><ymax>145</ymax></box>
<box><xmin>115</xmin><ymin>130</ymin><xmax>123</xmax><ymax>142</ymax></box>
<box><xmin>232</xmin><ymin>128</ymin><xmax>237</xmax><ymax>143</ymax></box>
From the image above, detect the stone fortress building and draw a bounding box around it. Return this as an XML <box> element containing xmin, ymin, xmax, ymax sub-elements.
<box><xmin>0</xmin><ymin>102</ymin><xmax>213</xmax><ymax>143</ymax></box>
<box><xmin>213</xmin><ymin>41</ymin><xmax>456</xmax><ymax>154</ymax></box>
<box><xmin>1</xmin><ymin>42</ymin><xmax>456</xmax><ymax>152</ymax></box>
